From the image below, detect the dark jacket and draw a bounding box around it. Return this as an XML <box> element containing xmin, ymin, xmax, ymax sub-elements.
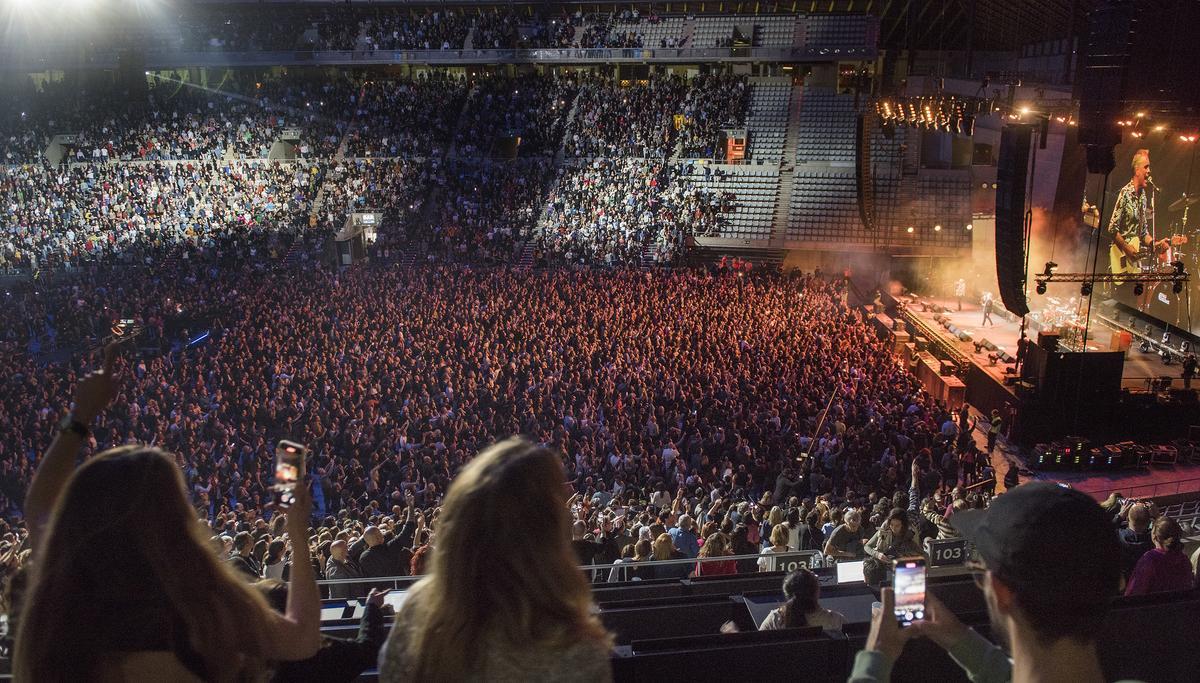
<box><xmin>271</xmin><ymin>603</ymin><xmax>387</xmax><ymax>683</ymax></box>
<box><xmin>325</xmin><ymin>557</ymin><xmax>364</xmax><ymax>600</ymax></box>
<box><xmin>1118</xmin><ymin>527</ymin><xmax>1154</xmax><ymax>578</ymax></box>
<box><xmin>360</xmin><ymin>535</ymin><xmax>410</xmax><ymax>579</ymax></box>
<box><xmin>228</xmin><ymin>553</ymin><xmax>262</xmax><ymax>581</ymax></box>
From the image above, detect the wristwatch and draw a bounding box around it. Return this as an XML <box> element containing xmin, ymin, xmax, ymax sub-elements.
<box><xmin>58</xmin><ymin>414</ymin><xmax>90</xmax><ymax>439</ymax></box>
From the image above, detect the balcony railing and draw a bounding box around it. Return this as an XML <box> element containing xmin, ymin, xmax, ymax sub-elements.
<box><xmin>0</xmin><ymin>44</ymin><xmax>878</xmax><ymax>71</ymax></box>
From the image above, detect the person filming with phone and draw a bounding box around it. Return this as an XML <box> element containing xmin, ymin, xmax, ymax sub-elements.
<box><xmin>14</xmin><ymin>343</ymin><xmax>323</xmax><ymax>681</ymax></box>
<box><xmin>852</xmin><ymin>483</ymin><xmax>1134</xmax><ymax>683</ymax></box>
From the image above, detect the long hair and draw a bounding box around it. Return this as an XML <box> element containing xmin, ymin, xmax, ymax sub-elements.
<box><xmin>698</xmin><ymin>532</ymin><xmax>731</xmax><ymax>558</ymax></box>
<box><xmin>781</xmin><ymin>568</ymin><xmax>821</xmax><ymax>628</ymax></box>
<box><xmin>15</xmin><ymin>446</ymin><xmax>277</xmax><ymax>682</ymax></box>
<box><xmin>652</xmin><ymin>533</ymin><xmax>675</xmax><ymax>560</ymax></box>
<box><xmin>400</xmin><ymin>438</ymin><xmax>610</xmax><ymax>681</ymax></box>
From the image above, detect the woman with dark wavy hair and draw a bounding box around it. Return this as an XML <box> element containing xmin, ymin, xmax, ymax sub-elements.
<box><xmin>759</xmin><ymin>567</ymin><xmax>846</xmax><ymax>631</ymax></box>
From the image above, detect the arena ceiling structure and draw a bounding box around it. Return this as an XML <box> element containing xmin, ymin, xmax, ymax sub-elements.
<box><xmin>875</xmin><ymin>0</ymin><xmax>1093</xmax><ymax>51</ymax></box>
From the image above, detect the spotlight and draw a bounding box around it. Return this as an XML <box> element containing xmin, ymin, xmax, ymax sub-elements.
<box><xmin>965</xmin><ymin>224</ymin><xmax>973</xmax><ymax>231</ymax></box>
<box><xmin>906</xmin><ymin>226</ymin><xmax>914</xmax><ymax>234</ymax></box>
<box><xmin>934</xmin><ymin>224</ymin><xmax>942</xmax><ymax>232</ymax></box>
<box><xmin>1036</xmin><ymin>281</ymin><xmax>1047</xmax><ymax>295</ymax></box>
<box><xmin>1081</xmin><ymin>282</ymin><xmax>1092</xmax><ymax>297</ymax></box>
<box><xmin>1174</xmin><ymin>281</ymin><xmax>1184</xmax><ymax>294</ymax></box>
<box><xmin>1134</xmin><ymin>282</ymin><xmax>1144</xmax><ymax>296</ymax></box>
<box><xmin>1172</xmin><ymin>260</ymin><xmax>1185</xmax><ymax>276</ymax></box>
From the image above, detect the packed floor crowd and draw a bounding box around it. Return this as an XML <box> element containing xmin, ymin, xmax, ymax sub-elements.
<box><xmin>0</xmin><ymin>264</ymin><xmax>997</xmax><ymax>561</ymax></box>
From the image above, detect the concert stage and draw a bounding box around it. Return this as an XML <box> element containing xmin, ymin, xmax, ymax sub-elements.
<box><xmin>886</xmin><ymin>295</ymin><xmax>1200</xmax><ymax>501</ymax></box>
<box><xmin>908</xmin><ymin>297</ymin><xmax>1184</xmax><ymax>391</ymax></box>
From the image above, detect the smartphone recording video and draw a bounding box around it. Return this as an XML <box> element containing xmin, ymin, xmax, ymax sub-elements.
<box><xmin>273</xmin><ymin>440</ymin><xmax>307</xmax><ymax>508</ymax></box>
<box><xmin>893</xmin><ymin>557</ymin><xmax>926</xmax><ymax>627</ymax></box>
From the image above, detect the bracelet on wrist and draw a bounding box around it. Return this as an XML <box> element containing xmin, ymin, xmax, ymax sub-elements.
<box><xmin>58</xmin><ymin>414</ymin><xmax>90</xmax><ymax>438</ymax></box>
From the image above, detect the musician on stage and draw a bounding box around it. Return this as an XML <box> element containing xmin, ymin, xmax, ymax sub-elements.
<box><xmin>1108</xmin><ymin>149</ymin><xmax>1153</xmax><ymax>275</ymax></box>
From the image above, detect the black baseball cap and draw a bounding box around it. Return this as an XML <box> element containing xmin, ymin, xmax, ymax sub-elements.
<box><xmin>950</xmin><ymin>483</ymin><xmax>1120</xmax><ymax>604</ymax></box>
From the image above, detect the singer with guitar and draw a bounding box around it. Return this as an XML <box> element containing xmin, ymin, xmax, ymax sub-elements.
<box><xmin>1108</xmin><ymin>150</ymin><xmax>1186</xmax><ymax>309</ymax></box>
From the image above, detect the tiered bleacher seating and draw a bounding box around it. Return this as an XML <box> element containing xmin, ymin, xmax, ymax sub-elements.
<box><xmin>1163</xmin><ymin>496</ymin><xmax>1200</xmax><ymax>534</ymax></box>
<box><xmin>684</xmin><ymin>165</ymin><xmax>780</xmax><ymax>240</ymax></box>
<box><xmin>692</xmin><ymin>16</ymin><xmax>738</xmax><ymax>47</ymax></box>
<box><xmin>752</xmin><ymin>16</ymin><xmax>797</xmax><ymax>47</ymax></box>
<box><xmin>745</xmin><ymin>80</ymin><xmax>791</xmax><ymax>162</ymax></box>
<box><xmin>801</xmin><ymin>14</ymin><xmax>876</xmax><ymax>55</ymax></box>
<box><xmin>795</xmin><ymin>87</ymin><xmax>857</xmax><ymax>165</ymax></box>
<box><xmin>623</xmin><ymin>17</ymin><xmax>689</xmax><ymax>48</ymax></box>
<box><xmin>788</xmin><ymin>170</ymin><xmax>868</xmax><ymax>243</ymax></box>
<box><xmin>690</xmin><ymin>16</ymin><xmax>797</xmax><ymax>48</ymax></box>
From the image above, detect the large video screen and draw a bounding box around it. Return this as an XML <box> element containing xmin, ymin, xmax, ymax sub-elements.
<box><xmin>1088</xmin><ymin>140</ymin><xmax>1198</xmax><ymax>333</ymax></box>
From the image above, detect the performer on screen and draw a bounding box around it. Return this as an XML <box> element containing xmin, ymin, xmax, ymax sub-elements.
<box><xmin>1108</xmin><ymin>149</ymin><xmax>1153</xmax><ymax>276</ymax></box>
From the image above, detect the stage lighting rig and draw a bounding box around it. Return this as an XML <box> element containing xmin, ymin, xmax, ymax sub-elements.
<box><xmin>1034</xmin><ymin>269</ymin><xmax>1188</xmax><ymax>296</ymax></box>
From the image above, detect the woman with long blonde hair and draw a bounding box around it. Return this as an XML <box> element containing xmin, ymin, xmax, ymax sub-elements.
<box><xmin>15</xmin><ymin>348</ymin><xmax>321</xmax><ymax>681</ymax></box>
<box><xmin>378</xmin><ymin>437</ymin><xmax>612</xmax><ymax>681</ymax></box>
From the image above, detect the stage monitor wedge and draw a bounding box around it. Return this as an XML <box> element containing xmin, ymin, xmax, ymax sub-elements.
<box><xmin>995</xmin><ymin>124</ymin><xmax>1034</xmax><ymax>318</ymax></box>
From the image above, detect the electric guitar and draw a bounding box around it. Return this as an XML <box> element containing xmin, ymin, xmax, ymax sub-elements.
<box><xmin>1110</xmin><ymin>234</ymin><xmax>1188</xmax><ymax>274</ymax></box>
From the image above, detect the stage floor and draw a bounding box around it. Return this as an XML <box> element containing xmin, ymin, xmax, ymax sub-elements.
<box><xmin>908</xmin><ymin>297</ymin><xmax>1200</xmax><ymax>501</ymax></box>
<box><xmin>914</xmin><ymin>298</ymin><xmax>1181</xmax><ymax>389</ymax></box>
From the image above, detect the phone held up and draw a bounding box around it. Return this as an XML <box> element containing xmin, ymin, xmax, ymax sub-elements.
<box><xmin>892</xmin><ymin>556</ymin><xmax>927</xmax><ymax>627</ymax></box>
<box><xmin>273</xmin><ymin>440</ymin><xmax>308</xmax><ymax>508</ymax></box>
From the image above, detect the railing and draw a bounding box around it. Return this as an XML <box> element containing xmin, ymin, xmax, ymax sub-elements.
<box><xmin>316</xmin><ymin>551</ymin><xmax>827</xmax><ymax>595</ymax></box>
<box><xmin>1075</xmin><ymin>475</ymin><xmax>1200</xmax><ymax>503</ymax></box>
<box><xmin>0</xmin><ymin>44</ymin><xmax>878</xmax><ymax>70</ymax></box>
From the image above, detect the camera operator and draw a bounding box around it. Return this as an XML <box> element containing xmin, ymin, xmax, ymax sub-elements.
<box><xmin>852</xmin><ymin>483</ymin><xmax>1130</xmax><ymax>683</ymax></box>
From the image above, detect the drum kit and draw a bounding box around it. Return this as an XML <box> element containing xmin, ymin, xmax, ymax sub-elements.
<box><xmin>1163</xmin><ymin>192</ymin><xmax>1198</xmax><ymax>272</ymax></box>
<box><xmin>1029</xmin><ymin>296</ymin><xmax>1087</xmax><ymax>347</ymax></box>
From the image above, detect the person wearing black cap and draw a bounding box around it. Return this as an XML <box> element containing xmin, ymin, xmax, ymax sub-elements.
<box><xmin>850</xmin><ymin>482</ymin><xmax>1138</xmax><ymax>683</ymax></box>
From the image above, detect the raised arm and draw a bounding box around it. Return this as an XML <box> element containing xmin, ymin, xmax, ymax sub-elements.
<box><xmin>26</xmin><ymin>343</ymin><xmax>121</xmax><ymax>551</ymax></box>
<box><xmin>263</xmin><ymin>483</ymin><xmax>322</xmax><ymax>661</ymax></box>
